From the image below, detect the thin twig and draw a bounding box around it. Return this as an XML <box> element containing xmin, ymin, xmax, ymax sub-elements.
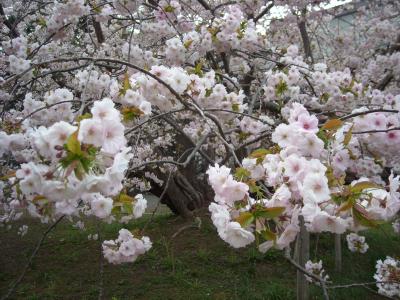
<box><xmin>362</xmin><ymin>285</ymin><xmax>397</xmax><ymax>300</ymax></box>
<box><xmin>328</xmin><ymin>281</ymin><xmax>398</xmax><ymax>289</ymax></box>
<box><xmin>285</xmin><ymin>254</ymin><xmax>330</xmax><ymax>300</ymax></box>
<box><xmin>340</xmin><ymin>109</ymin><xmax>398</xmax><ymax>121</ymax></box>
<box><xmin>352</xmin><ymin>127</ymin><xmax>400</xmax><ymax>135</ymax></box>
<box><xmin>17</xmin><ymin>100</ymin><xmax>83</xmax><ymax>125</ymax></box>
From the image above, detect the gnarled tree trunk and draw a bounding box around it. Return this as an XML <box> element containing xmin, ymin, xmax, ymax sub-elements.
<box><xmin>150</xmin><ymin>169</ymin><xmax>212</xmax><ymax>218</ymax></box>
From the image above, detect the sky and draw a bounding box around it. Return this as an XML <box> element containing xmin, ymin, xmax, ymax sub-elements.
<box><xmin>323</xmin><ymin>0</ymin><xmax>353</xmax><ymax>9</ymax></box>
<box><xmin>269</xmin><ymin>0</ymin><xmax>353</xmax><ymax>18</ymax></box>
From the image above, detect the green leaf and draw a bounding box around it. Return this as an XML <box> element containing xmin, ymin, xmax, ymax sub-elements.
<box><xmin>236</xmin><ymin>21</ymin><xmax>247</xmax><ymax>39</ymax></box>
<box><xmin>15</xmin><ymin>183</ymin><xmax>22</xmax><ymax>199</ymax></box>
<box><xmin>86</xmin><ymin>145</ymin><xmax>98</xmax><ymax>157</ymax></box>
<box><xmin>336</xmin><ymin>199</ymin><xmax>353</xmax><ymax>214</ymax></box>
<box><xmin>60</xmin><ymin>139</ymin><xmax>96</xmax><ymax>178</ymax></box>
<box><xmin>260</xmin><ymin>228</ymin><xmax>277</xmax><ymax>241</ymax></box>
<box><xmin>249</xmin><ymin>184</ymin><xmax>264</xmax><ymax>199</ymax></box>
<box><xmin>194</xmin><ymin>62</ymin><xmax>203</xmax><ymax>77</ymax></box>
<box><xmin>343</xmin><ymin>125</ymin><xmax>353</xmax><ymax>146</ymax></box>
<box><xmin>238</xmin><ymin>131</ymin><xmax>251</xmax><ymax>141</ymax></box>
<box><xmin>320</xmin><ymin>93</ymin><xmax>330</xmax><ymax>103</ymax></box>
<box><xmin>164</xmin><ymin>5</ymin><xmax>175</xmax><ymax>12</ymax></box>
<box><xmin>66</xmin><ymin>131</ymin><xmax>82</xmax><ymax>155</ymax></box>
<box><xmin>352</xmin><ymin>206</ymin><xmax>378</xmax><ymax>228</ymax></box>
<box><xmin>232</xmin><ymin>103</ymin><xmax>240</xmax><ymax>112</ymax></box>
<box><xmin>249</xmin><ymin>148</ymin><xmax>269</xmax><ymax>159</ymax></box>
<box><xmin>77</xmin><ymin>113</ymin><xmax>92</xmax><ymax>122</ymax></box>
<box><xmin>255</xmin><ymin>207</ymin><xmax>285</xmax><ymax>219</ymax></box>
<box><xmin>118</xmin><ymin>193</ymin><xmax>135</xmax><ymax>204</ymax></box>
<box><xmin>79</xmin><ymin>156</ymin><xmax>92</xmax><ymax>173</ymax></box>
<box><xmin>326</xmin><ymin>166</ymin><xmax>345</xmax><ymax>187</ymax></box>
<box><xmin>60</xmin><ymin>152</ymin><xmax>78</xmax><ymax>169</ymax></box>
<box><xmin>234</xmin><ymin>167</ymin><xmax>251</xmax><ymax>181</ymax></box>
<box><xmin>235</xmin><ymin>212</ymin><xmax>254</xmax><ymax>227</ymax></box>
<box><xmin>348</xmin><ymin>148</ymin><xmax>357</xmax><ymax>160</ymax></box>
<box><xmin>122</xmin><ymin>106</ymin><xmax>144</xmax><ymax>122</ymax></box>
<box><xmin>184</xmin><ymin>39</ymin><xmax>193</xmax><ymax>49</ymax></box>
<box><xmin>37</xmin><ymin>17</ymin><xmax>47</xmax><ymax>27</ymax></box>
<box><xmin>119</xmin><ymin>73</ymin><xmax>132</xmax><ymax>96</ymax></box>
<box><xmin>351</xmin><ymin>181</ymin><xmax>381</xmax><ymax>193</ymax></box>
<box><xmin>122</xmin><ymin>202</ymin><xmax>133</xmax><ymax>214</ymax></box>
<box><xmin>0</xmin><ymin>170</ymin><xmax>16</xmax><ymax>181</ymax></box>
<box><xmin>322</xmin><ymin>119</ymin><xmax>343</xmax><ymax>130</ymax></box>
<box><xmin>112</xmin><ymin>204</ymin><xmax>121</xmax><ymax>215</ymax></box>
<box><xmin>317</xmin><ymin>129</ymin><xmax>329</xmax><ymax>147</ymax></box>
<box><xmin>74</xmin><ymin>162</ymin><xmax>85</xmax><ymax>180</ymax></box>
<box><xmin>32</xmin><ymin>195</ymin><xmax>47</xmax><ymax>203</ymax></box>
<box><xmin>275</xmin><ymin>80</ymin><xmax>288</xmax><ymax>96</ymax></box>
<box><xmin>331</xmin><ymin>193</ymin><xmax>343</xmax><ymax>205</ymax></box>
<box><xmin>92</xmin><ymin>5</ymin><xmax>102</xmax><ymax>13</ymax></box>
<box><xmin>234</xmin><ymin>200</ymin><xmax>248</xmax><ymax>210</ymax></box>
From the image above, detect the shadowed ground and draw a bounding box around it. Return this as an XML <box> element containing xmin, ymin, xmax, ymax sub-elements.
<box><xmin>0</xmin><ymin>210</ymin><xmax>398</xmax><ymax>300</ymax></box>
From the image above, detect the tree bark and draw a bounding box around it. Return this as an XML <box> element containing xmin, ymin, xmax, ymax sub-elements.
<box><xmin>149</xmin><ymin>169</ymin><xmax>212</xmax><ymax>218</ymax></box>
<box><xmin>298</xmin><ymin>10</ymin><xmax>314</xmax><ymax>64</ymax></box>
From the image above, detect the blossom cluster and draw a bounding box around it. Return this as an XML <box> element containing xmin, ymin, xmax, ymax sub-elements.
<box><xmin>374</xmin><ymin>256</ymin><xmax>400</xmax><ymax>298</ymax></box>
<box><xmin>75</xmin><ymin>70</ymin><xmax>112</xmax><ymax>98</ymax></box>
<box><xmin>47</xmin><ymin>0</ymin><xmax>89</xmax><ymax>32</ymax></box>
<box><xmin>102</xmin><ymin>228</ymin><xmax>152</xmax><ymax>264</ymax></box>
<box><xmin>258</xmin><ymin>46</ymin><xmax>400</xmax><ymax>167</ymax></box>
<box><xmin>346</xmin><ymin>233</ymin><xmax>369</xmax><ymax>254</ymax></box>
<box><xmin>17</xmin><ymin>225</ymin><xmax>28</xmax><ymax>237</ymax></box>
<box><xmin>207</xmin><ymin>103</ymin><xmax>400</xmax><ymax>254</ymax></box>
<box><xmin>304</xmin><ymin>260</ymin><xmax>329</xmax><ymax>284</ymax></box>
<box><xmin>2</xmin><ymin>36</ymin><xmax>28</xmax><ymax>58</ymax></box>
<box><xmin>23</xmin><ymin>89</ymin><xmax>75</xmax><ymax>127</ymax></box>
<box><xmin>8</xmin><ymin>55</ymin><xmax>31</xmax><ymax>75</ymax></box>
<box><xmin>0</xmin><ymin>96</ymin><xmax>134</xmax><ymax>221</ymax></box>
<box><xmin>78</xmin><ymin>98</ymin><xmax>127</xmax><ymax>155</ymax></box>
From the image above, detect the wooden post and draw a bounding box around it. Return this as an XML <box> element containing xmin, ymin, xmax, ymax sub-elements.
<box><xmin>334</xmin><ymin>234</ymin><xmax>342</xmax><ymax>273</ymax></box>
<box><xmin>297</xmin><ymin>216</ymin><xmax>310</xmax><ymax>300</ymax></box>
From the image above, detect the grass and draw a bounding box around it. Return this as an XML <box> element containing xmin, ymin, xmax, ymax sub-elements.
<box><xmin>0</xmin><ymin>212</ymin><xmax>398</xmax><ymax>299</ymax></box>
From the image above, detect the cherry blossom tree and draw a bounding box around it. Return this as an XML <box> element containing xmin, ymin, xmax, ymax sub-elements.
<box><xmin>1</xmin><ymin>0</ymin><xmax>400</xmax><ymax>299</ymax></box>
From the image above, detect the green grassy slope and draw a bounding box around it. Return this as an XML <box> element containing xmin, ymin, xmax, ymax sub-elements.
<box><xmin>0</xmin><ymin>213</ymin><xmax>398</xmax><ymax>299</ymax></box>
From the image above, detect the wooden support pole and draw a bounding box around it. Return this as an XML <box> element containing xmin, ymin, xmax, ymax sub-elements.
<box><xmin>335</xmin><ymin>234</ymin><xmax>342</xmax><ymax>273</ymax></box>
<box><xmin>297</xmin><ymin>216</ymin><xmax>310</xmax><ymax>300</ymax></box>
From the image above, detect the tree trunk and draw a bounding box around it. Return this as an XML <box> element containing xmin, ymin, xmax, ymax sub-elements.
<box><xmin>131</xmin><ymin>115</ymin><xmax>215</xmax><ymax>218</ymax></box>
<box><xmin>150</xmin><ymin>169</ymin><xmax>212</xmax><ymax>218</ymax></box>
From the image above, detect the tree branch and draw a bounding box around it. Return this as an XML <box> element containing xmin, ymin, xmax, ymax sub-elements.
<box><xmin>196</xmin><ymin>0</ymin><xmax>211</xmax><ymax>11</ymax></box>
<box><xmin>298</xmin><ymin>10</ymin><xmax>314</xmax><ymax>63</ymax></box>
<box><xmin>376</xmin><ymin>72</ymin><xmax>394</xmax><ymax>91</ymax></box>
<box><xmin>253</xmin><ymin>1</ymin><xmax>274</xmax><ymax>23</ymax></box>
